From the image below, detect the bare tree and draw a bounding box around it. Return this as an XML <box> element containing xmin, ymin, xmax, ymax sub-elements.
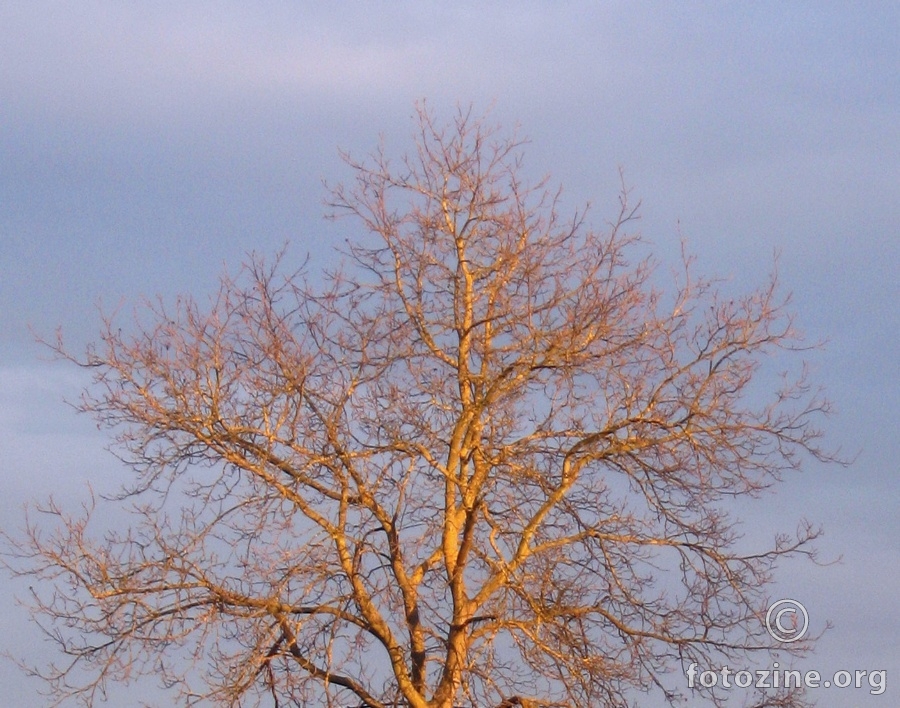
<box><xmin>4</xmin><ymin>107</ymin><xmax>833</xmax><ymax>707</ymax></box>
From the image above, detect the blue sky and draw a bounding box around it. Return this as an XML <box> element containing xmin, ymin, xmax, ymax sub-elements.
<box><xmin>1</xmin><ymin>3</ymin><xmax>898</xmax><ymax>706</ymax></box>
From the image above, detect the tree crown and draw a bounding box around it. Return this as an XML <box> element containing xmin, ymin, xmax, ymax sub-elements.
<box><xmin>5</xmin><ymin>106</ymin><xmax>832</xmax><ymax>708</ymax></box>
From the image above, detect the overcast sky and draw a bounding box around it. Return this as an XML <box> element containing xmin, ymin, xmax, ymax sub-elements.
<box><xmin>1</xmin><ymin>3</ymin><xmax>898</xmax><ymax>706</ymax></box>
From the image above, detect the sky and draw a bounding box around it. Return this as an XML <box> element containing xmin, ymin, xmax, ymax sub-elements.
<box><xmin>1</xmin><ymin>2</ymin><xmax>898</xmax><ymax>706</ymax></box>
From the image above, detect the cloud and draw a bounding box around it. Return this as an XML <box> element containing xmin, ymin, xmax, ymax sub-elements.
<box><xmin>1</xmin><ymin>4</ymin><xmax>412</xmax><ymax>125</ymax></box>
